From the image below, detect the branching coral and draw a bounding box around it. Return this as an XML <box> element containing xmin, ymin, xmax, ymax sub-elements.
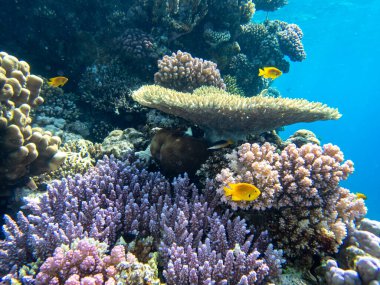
<box><xmin>132</xmin><ymin>85</ymin><xmax>341</xmax><ymax>140</ymax></box>
<box><xmin>216</xmin><ymin>142</ymin><xmax>367</xmax><ymax>257</ymax></box>
<box><xmin>154</xmin><ymin>51</ymin><xmax>226</xmax><ymax>92</ymax></box>
<box><xmin>0</xmin><ymin>52</ymin><xmax>66</xmax><ymax>191</ymax></box>
<box><xmin>0</xmin><ymin>155</ymin><xmax>284</xmax><ymax>283</ymax></box>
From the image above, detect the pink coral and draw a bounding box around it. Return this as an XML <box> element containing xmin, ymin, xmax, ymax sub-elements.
<box><xmin>216</xmin><ymin>142</ymin><xmax>367</xmax><ymax>257</ymax></box>
<box><xmin>35</xmin><ymin>238</ymin><xmax>125</xmax><ymax>285</ymax></box>
<box><xmin>154</xmin><ymin>50</ymin><xmax>226</xmax><ymax>92</ymax></box>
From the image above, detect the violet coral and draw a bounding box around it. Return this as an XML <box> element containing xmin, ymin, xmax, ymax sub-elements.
<box><xmin>1</xmin><ymin>155</ymin><xmax>284</xmax><ymax>283</ymax></box>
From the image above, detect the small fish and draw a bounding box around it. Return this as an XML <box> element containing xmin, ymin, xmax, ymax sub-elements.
<box><xmin>258</xmin><ymin>67</ymin><xmax>282</xmax><ymax>80</ymax></box>
<box><xmin>208</xmin><ymin>139</ymin><xmax>234</xmax><ymax>150</ymax></box>
<box><xmin>223</xmin><ymin>183</ymin><xmax>261</xmax><ymax>201</ymax></box>
<box><xmin>48</xmin><ymin>76</ymin><xmax>68</xmax><ymax>87</ymax></box>
<box><xmin>355</xmin><ymin>192</ymin><xmax>367</xmax><ymax>200</ymax></box>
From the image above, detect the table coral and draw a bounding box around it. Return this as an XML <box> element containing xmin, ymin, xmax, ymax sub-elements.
<box><xmin>132</xmin><ymin>85</ymin><xmax>341</xmax><ymax>141</ymax></box>
<box><xmin>0</xmin><ymin>52</ymin><xmax>66</xmax><ymax>191</ymax></box>
<box><xmin>216</xmin><ymin>142</ymin><xmax>367</xmax><ymax>258</ymax></box>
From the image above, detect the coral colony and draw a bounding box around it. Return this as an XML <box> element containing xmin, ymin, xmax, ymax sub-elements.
<box><xmin>0</xmin><ymin>0</ymin><xmax>379</xmax><ymax>284</ymax></box>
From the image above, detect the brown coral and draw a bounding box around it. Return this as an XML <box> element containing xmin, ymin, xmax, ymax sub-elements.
<box><xmin>0</xmin><ymin>52</ymin><xmax>66</xmax><ymax>191</ymax></box>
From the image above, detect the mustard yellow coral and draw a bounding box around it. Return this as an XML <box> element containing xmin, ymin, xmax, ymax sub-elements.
<box><xmin>132</xmin><ymin>85</ymin><xmax>341</xmax><ymax>137</ymax></box>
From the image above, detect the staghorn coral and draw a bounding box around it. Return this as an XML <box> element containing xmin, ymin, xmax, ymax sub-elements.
<box><xmin>216</xmin><ymin>142</ymin><xmax>367</xmax><ymax>258</ymax></box>
<box><xmin>132</xmin><ymin>85</ymin><xmax>341</xmax><ymax>140</ymax></box>
<box><xmin>154</xmin><ymin>51</ymin><xmax>226</xmax><ymax>92</ymax></box>
<box><xmin>0</xmin><ymin>52</ymin><xmax>66</xmax><ymax>191</ymax></box>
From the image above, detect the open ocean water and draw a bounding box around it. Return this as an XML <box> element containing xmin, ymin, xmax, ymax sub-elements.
<box><xmin>256</xmin><ymin>0</ymin><xmax>380</xmax><ymax>220</ymax></box>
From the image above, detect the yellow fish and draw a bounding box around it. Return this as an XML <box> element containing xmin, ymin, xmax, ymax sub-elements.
<box><xmin>258</xmin><ymin>67</ymin><xmax>282</xmax><ymax>80</ymax></box>
<box><xmin>48</xmin><ymin>76</ymin><xmax>68</xmax><ymax>87</ymax></box>
<box><xmin>223</xmin><ymin>183</ymin><xmax>261</xmax><ymax>201</ymax></box>
<box><xmin>355</xmin><ymin>192</ymin><xmax>367</xmax><ymax>200</ymax></box>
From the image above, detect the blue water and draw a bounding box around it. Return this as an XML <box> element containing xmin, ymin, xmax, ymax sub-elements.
<box><xmin>256</xmin><ymin>0</ymin><xmax>380</xmax><ymax>219</ymax></box>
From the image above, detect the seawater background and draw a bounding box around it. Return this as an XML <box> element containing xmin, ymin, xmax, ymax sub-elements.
<box><xmin>255</xmin><ymin>0</ymin><xmax>380</xmax><ymax>219</ymax></box>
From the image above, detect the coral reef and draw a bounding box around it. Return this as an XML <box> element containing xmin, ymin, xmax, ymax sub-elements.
<box><xmin>0</xmin><ymin>52</ymin><xmax>66</xmax><ymax>191</ymax></box>
<box><xmin>33</xmin><ymin>139</ymin><xmax>102</xmax><ymax>187</ymax></box>
<box><xmin>229</xmin><ymin>20</ymin><xmax>306</xmax><ymax>95</ymax></box>
<box><xmin>324</xmin><ymin>218</ymin><xmax>380</xmax><ymax>285</ymax></box>
<box><xmin>0</xmin><ymin>155</ymin><xmax>283</xmax><ymax>283</ymax></box>
<box><xmin>2</xmin><ymin>237</ymin><xmax>162</xmax><ymax>284</ymax></box>
<box><xmin>101</xmin><ymin>128</ymin><xmax>147</xmax><ymax>158</ymax></box>
<box><xmin>115</xmin><ymin>28</ymin><xmax>160</xmax><ymax>61</ymax></box>
<box><xmin>78</xmin><ymin>61</ymin><xmax>144</xmax><ymax>116</ymax></box>
<box><xmin>154</xmin><ymin>51</ymin><xmax>226</xmax><ymax>92</ymax></box>
<box><xmin>132</xmin><ymin>85</ymin><xmax>341</xmax><ymax>140</ymax></box>
<box><xmin>35</xmin><ymin>238</ymin><xmax>125</xmax><ymax>284</ymax></box>
<box><xmin>254</xmin><ymin>0</ymin><xmax>288</xmax><ymax>11</ymax></box>
<box><xmin>216</xmin><ymin>142</ymin><xmax>367</xmax><ymax>257</ymax></box>
<box><xmin>284</xmin><ymin>129</ymin><xmax>321</xmax><ymax>147</ymax></box>
<box><xmin>127</xmin><ymin>0</ymin><xmax>209</xmax><ymax>38</ymax></box>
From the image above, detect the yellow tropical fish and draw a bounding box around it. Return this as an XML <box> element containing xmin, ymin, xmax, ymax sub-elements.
<box><xmin>223</xmin><ymin>183</ymin><xmax>261</xmax><ymax>201</ymax></box>
<box><xmin>208</xmin><ymin>139</ymin><xmax>234</xmax><ymax>150</ymax></box>
<box><xmin>355</xmin><ymin>192</ymin><xmax>367</xmax><ymax>200</ymax></box>
<box><xmin>258</xmin><ymin>67</ymin><xmax>282</xmax><ymax>80</ymax></box>
<box><xmin>48</xmin><ymin>76</ymin><xmax>68</xmax><ymax>87</ymax></box>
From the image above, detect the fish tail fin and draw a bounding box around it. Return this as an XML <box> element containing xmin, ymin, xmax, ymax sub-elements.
<box><xmin>258</xmin><ymin>68</ymin><xmax>265</xmax><ymax>76</ymax></box>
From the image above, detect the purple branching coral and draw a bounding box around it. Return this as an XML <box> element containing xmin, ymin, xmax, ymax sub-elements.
<box><xmin>35</xmin><ymin>238</ymin><xmax>125</xmax><ymax>285</ymax></box>
<box><xmin>216</xmin><ymin>143</ymin><xmax>367</xmax><ymax>258</ymax></box>
<box><xmin>1</xmin><ymin>155</ymin><xmax>284</xmax><ymax>283</ymax></box>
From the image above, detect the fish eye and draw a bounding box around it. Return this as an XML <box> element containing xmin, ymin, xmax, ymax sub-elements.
<box><xmin>248</xmin><ymin>194</ymin><xmax>251</xmax><ymax>197</ymax></box>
